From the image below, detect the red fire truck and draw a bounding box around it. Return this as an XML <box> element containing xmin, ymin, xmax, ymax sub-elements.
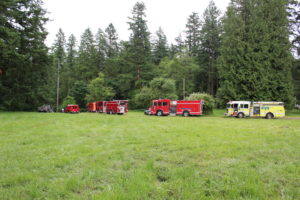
<box><xmin>145</xmin><ymin>99</ymin><xmax>204</xmax><ymax>117</ymax></box>
<box><xmin>105</xmin><ymin>100</ymin><xmax>128</xmax><ymax>114</ymax></box>
<box><xmin>87</xmin><ymin>102</ymin><xmax>97</xmax><ymax>112</ymax></box>
<box><xmin>64</xmin><ymin>104</ymin><xmax>80</xmax><ymax>113</ymax></box>
<box><xmin>95</xmin><ymin>100</ymin><xmax>128</xmax><ymax>114</ymax></box>
<box><xmin>96</xmin><ymin>101</ymin><xmax>107</xmax><ymax>113</ymax></box>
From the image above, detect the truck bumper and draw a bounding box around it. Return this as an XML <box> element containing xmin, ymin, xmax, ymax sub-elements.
<box><xmin>144</xmin><ymin>110</ymin><xmax>150</xmax><ymax>115</ymax></box>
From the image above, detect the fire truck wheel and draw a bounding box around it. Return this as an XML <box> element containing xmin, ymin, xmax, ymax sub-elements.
<box><xmin>237</xmin><ymin>112</ymin><xmax>244</xmax><ymax>118</ymax></box>
<box><xmin>183</xmin><ymin>111</ymin><xmax>189</xmax><ymax>117</ymax></box>
<box><xmin>156</xmin><ymin>110</ymin><xmax>163</xmax><ymax>116</ymax></box>
<box><xmin>266</xmin><ymin>113</ymin><xmax>274</xmax><ymax>119</ymax></box>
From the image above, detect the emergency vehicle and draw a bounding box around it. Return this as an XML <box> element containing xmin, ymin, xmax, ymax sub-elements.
<box><xmin>105</xmin><ymin>100</ymin><xmax>128</xmax><ymax>114</ymax></box>
<box><xmin>64</xmin><ymin>104</ymin><xmax>80</xmax><ymax>113</ymax></box>
<box><xmin>96</xmin><ymin>101</ymin><xmax>106</xmax><ymax>113</ymax></box>
<box><xmin>145</xmin><ymin>99</ymin><xmax>204</xmax><ymax>117</ymax></box>
<box><xmin>225</xmin><ymin>101</ymin><xmax>285</xmax><ymax>119</ymax></box>
<box><xmin>87</xmin><ymin>102</ymin><xmax>97</xmax><ymax>112</ymax></box>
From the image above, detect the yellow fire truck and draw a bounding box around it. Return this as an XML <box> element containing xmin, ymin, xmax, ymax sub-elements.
<box><xmin>225</xmin><ymin>101</ymin><xmax>285</xmax><ymax>119</ymax></box>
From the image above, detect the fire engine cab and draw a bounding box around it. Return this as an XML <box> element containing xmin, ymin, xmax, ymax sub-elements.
<box><xmin>145</xmin><ymin>99</ymin><xmax>204</xmax><ymax>117</ymax></box>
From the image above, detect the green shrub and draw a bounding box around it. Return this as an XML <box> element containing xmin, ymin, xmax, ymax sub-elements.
<box><xmin>185</xmin><ymin>93</ymin><xmax>215</xmax><ymax>114</ymax></box>
<box><xmin>61</xmin><ymin>96</ymin><xmax>76</xmax><ymax>109</ymax></box>
<box><xmin>133</xmin><ymin>77</ymin><xmax>178</xmax><ymax>109</ymax></box>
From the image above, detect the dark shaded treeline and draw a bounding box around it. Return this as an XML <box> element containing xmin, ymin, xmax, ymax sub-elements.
<box><xmin>0</xmin><ymin>0</ymin><xmax>299</xmax><ymax>111</ymax></box>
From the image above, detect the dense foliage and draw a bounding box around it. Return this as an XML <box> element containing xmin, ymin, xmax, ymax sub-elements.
<box><xmin>133</xmin><ymin>78</ymin><xmax>177</xmax><ymax>109</ymax></box>
<box><xmin>217</xmin><ymin>0</ymin><xmax>295</xmax><ymax>108</ymax></box>
<box><xmin>0</xmin><ymin>0</ymin><xmax>299</xmax><ymax>110</ymax></box>
<box><xmin>61</xmin><ymin>96</ymin><xmax>76</xmax><ymax>110</ymax></box>
<box><xmin>0</xmin><ymin>0</ymin><xmax>51</xmax><ymax>110</ymax></box>
<box><xmin>185</xmin><ymin>93</ymin><xmax>215</xmax><ymax>114</ymax></box>
<box><xmin>85</xmin><ymin>73</ymin><xmax>114</xmax><ymax>102</ymax></box>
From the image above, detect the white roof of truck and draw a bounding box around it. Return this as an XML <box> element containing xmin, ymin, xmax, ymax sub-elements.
<box><xmin>227</xmin><ymin>101</ymin><xmax>251</xmax><ymax>104</ymax></box>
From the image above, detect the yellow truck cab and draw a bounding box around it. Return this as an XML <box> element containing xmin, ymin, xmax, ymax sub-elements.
<box><xmin>226</xmin><ymin>101</ymin><xmax>285</xmax><ymax>119</ymax></box>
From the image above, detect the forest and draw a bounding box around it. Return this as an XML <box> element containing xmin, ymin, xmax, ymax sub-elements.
<box><xmin>0</xmin><ymin>0</ymin><xmax>300</xmax><ymax>111</ymax></box>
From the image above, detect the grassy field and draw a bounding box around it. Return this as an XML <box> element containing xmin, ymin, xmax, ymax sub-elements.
<box><xmin>0</xmin><ymin>111</ymin><xmax>299</xmax><ymax>200</ymax></box>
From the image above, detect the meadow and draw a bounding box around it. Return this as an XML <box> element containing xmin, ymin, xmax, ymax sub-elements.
<box><xmin>0</xmin><ymin>111</ymin><xmax>299</xmax><ymax>199</ymax></box>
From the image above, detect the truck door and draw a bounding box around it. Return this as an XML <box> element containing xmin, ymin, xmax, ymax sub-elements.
<box><xmin>152</xmin><ymin>101</ymin><xmax>157</xmax><ymax>113</ymax></box>
<box><xmin>118</xmin><ymin>102</ymin><xmax>126</xmax><ymax>114</ymax></box>
<box><xmin>162</xmin><ymin>101</ymin><xmax>170</xmax><ymax>114</ymax></box>
<box><xmin>253</xmin><ymin>104</ymin><xmax>260</xmax><ymax>116</ymax></box>
<box><xmin>170</xmin><ymin>101</ymin><xmax>176</xmax><ymax>115</ymax></box>
<box><xmin>232</xmin><ymin>103</ymin><xmax>238</xmax><ymax>116</ymax></box>
<box><xmin>242</xmin><ymin>103</ymin><xmax>250</xmax><ymax>116</ymax></box>
<box><xmin>170</xmin><ymin>105</ymin><xmax>176</xmax><ymax>114</ymax></box>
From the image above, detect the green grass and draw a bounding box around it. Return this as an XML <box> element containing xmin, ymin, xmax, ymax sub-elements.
<box><xmin>0</xmin><ymin>111</ymin><xmax>299</xmax><ymax>199</ymax></box>
<box><xmin>286</xmin><ymin>109</ymin><xmax>300</xmax><ymax>117</ymax></box>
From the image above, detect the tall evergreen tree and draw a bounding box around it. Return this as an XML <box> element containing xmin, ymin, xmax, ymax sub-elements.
<box><xmin>217</xmin><ymin>0</ymin><xmax>294</xmax><ymax>108</ymax></box>
<box><xmin>64</xmin><ymin>34</ymin><xmax>77</xmax><ymax>96</ymax></box>
<box><xmin>95</xmin><ymin>28</ymin><xmax>108</xmax><ymax>71</ymax></box>
<box><xmin>76</xmin><ymin>28</ymin><xmax>98</xmax><ymax>82</ymax></box>
<box><xmin>288</xmin><ymin>0</ymin><xmax>300</xmax><ymax>104</ymax></box>
<box><xmin>199</xmin><ymin>0</ymin><xmax>222</xmax><ymax>95</ymax></box>
<box><xmin>52</xmin><ymin>29</ymin><xmax>66</xmax><ymax>66</ymax></box>
<box><xmin>170</xmin><ymin>33</ymin><xmax>185</xmax><ymax>56</ymax></box>
<box><xmin>0</xmin><ymin>0</ymin><xmax>51</xmax><ymax>110</ymax></box>
<box><xmin>153</xmin><ymin>27</ymin><xmax>169</xmax><ymax>65</ymax></box>
<box><xmin>127</xmin><ymin>1</ymin><xmax>152</xmax><ymax>84</ymax></box>
<box><xmin>288</xmin><ymin>0</ymin><xmax>300</xmax><ymax>56</ymax></box>
<box><xmin>185</xmin><ymin>12</ymin><xmax>201</xmax><ymax>56</ymax></box>
<box><xmin>51</xmin><ymin>28</ymin><xmax>66</xmax><ymax>105</ymax></box>
<box><xmin>66</xmin><ymin>34</ymin><xmax>77</xmax><ymax>70</ymax></box>
<box><xmin>105</xmin><ymin>23</ymin><xmax>119</xmax><ymax>58</ymax></box>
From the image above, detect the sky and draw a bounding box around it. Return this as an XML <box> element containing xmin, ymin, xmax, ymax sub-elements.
<box><xmin>43</xmin><ymin>0</ymin><xmax>230</xmax><ymax>47</ymax></box>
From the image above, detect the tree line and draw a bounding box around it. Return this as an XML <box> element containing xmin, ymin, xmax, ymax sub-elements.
<box><xmin>0</xmin><ymin>0</ymin><xmax>299</xmax><ymax>111</ymax></box>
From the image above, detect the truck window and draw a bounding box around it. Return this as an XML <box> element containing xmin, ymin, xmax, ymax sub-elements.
<box><xmin>240</xmin><ymin>104</ymin><xmax>244</xmax><ymax>108</ymax></box>
<box><xmin>153</xmin><ymin>102</ymin><xmax>157</xmax><ymax>106</ymax></box>
<box><xmin>244</xmin><ymin>104</ymin><xmax>249</xmax><ymax>108</ymax></box>
<box><xmin>158</xmin><ymin>102</ymin><xmax>162</xmax><ymax>106</ymax></box>
<box><xmin>233</xmin><ymin>104</ymin><xmax>238</xmax><ymax>108</ymax></box>
<box><xmin>226</xmin><ymin>104</ymin><xmax>231</xmax><ymax>108</ymax></box>
<box><xmin>163</xmin><ymin>102</ymin><xmax>168</xmax><ymax>106</ymax></box>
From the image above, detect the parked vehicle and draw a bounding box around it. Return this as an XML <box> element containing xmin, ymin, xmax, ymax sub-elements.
<box><xmin>145</xmin><ymin>99</ymin><xmax>204</xmax><ymax>117</ymax></box>
<box><xmin>105</xmin><ymin>100</ymin><xmax>128</xmax><ymax>114</ymax></box>
<box><xmin>64</xmin><ymin>104</ymin><xmax>80</xmax><ymax>113</ymax></box>
<box><xmin>96</xmin><ymin>101</ymin><xmax>107</xmax><ymax>113</ymax></box>
<box><xmin>225</xmin><ymin>101</ymin><xmax>285</xmax><ymax>119</ymax></box>
<box><xmin>37</xmin><ymin>105</ymin><xmax>53</xmax><ymax>112</ymax></box>
<box><xmin>87</xmin><ymin>102</ymin><xmax>97</xmax><ymax>112</ymax></box>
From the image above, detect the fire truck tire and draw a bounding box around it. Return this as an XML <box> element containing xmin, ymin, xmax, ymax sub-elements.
<box><xmin>266</xmin><ymin>113</ymin><xmax>274</xmax><ymax>119</ymax></box>
<box><xmin>237</xmin><ymin>112</ymin><xmax>244</xmax><ymax>118</ymax></box>
<box><xmin>183</xmin><ymin>111</ymin><xmax>189</xmax><ymax>117</ymax></box>
<box><xmin>156</xmin><ymin>110</ymin><xmax>163</xmax><ymax>116</ymax></box>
